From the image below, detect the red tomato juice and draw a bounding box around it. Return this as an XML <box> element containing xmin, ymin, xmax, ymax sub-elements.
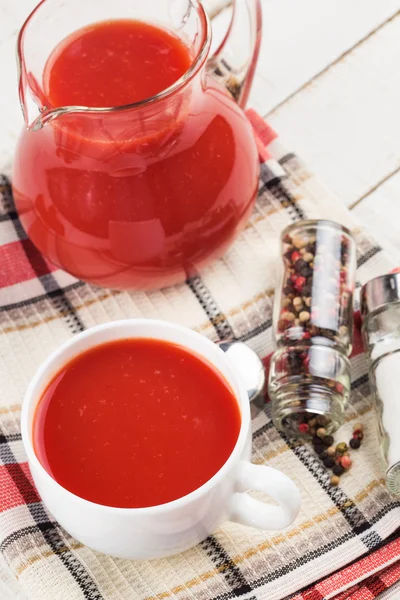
<box><xmin>44</xmin><ymin>20</ymin><xmax>192</xmax><ymax>108</ymax></box>
<box><xmin>13</xmin><ymin>19</ymin><xmax>259</xmax><ymax>289</ymax></box>
<box><xmin>33</xmin><ymin>339</ymin><xmax>241</xmax><ymax>508</ymax></box>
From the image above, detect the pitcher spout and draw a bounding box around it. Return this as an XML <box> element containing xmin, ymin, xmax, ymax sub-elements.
<box><xmin>17</xmin><ymin>19</ymin><xmax>49</xmax><ymax>131</ymax></box>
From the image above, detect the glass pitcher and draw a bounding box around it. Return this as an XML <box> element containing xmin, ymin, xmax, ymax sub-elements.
<box><xmin>13</xmin><ymin>0</ymin><xmax>261</xmax><ymax>290</ymax></box>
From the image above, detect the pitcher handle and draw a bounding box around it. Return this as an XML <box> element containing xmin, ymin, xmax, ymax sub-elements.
<box><xmin>206</xmin><ymin>0</ymin><xmax>262</xmax><ymax>107</ymax></box>
<box><xmin>229</xmin><ymin>461</ymin><xmax>301</xmax><ymax>530</ymax></box>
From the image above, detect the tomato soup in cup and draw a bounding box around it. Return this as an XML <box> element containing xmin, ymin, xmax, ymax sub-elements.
<box><xmin>21</xmin><ymin>320</ymin><xmax>301</xmax><ymax>559</ymax></box>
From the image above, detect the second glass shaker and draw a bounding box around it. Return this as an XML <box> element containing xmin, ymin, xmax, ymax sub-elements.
<box><xmin>269</xmin><ymin>220</ymin><xmax>357</xmax><ymax>438</ymax></box>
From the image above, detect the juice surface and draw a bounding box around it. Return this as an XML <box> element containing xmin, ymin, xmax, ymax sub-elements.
<box><xmin>33</xmin><ymin>339</ymin><xmax>241</xmax><ymax>508</ymax></box>
<box><xmin>45</xmin><ymin>19</ymin><xmax>192</xmax><ymax>107</ymax></box>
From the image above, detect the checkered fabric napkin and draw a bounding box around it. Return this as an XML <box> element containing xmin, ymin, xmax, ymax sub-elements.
<box><xmin>1</xmin><ymin>109</ymin><xmax>400</xmax><ymax>600</ymax></box>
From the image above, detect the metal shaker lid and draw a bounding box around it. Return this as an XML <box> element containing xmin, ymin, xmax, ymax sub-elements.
<box><xmin>361</xmin><ymin>272</ymin><xmax>400</xmax><ymax>319</ymax></box>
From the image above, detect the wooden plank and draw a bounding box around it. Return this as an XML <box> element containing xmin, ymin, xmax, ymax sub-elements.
<box><xmin>210</xmin><ymin>0</ymin><xmax>400</xmax><ymax>114</ymax></box>
<box><xmin>267</xmin><ymin>13</ymin><xmax>400</xmax><ymax>208</ymax></box>
<box><xmin>352</xmin><ymin>169</ymin><xmax>400</xmax><ymax>258</ymax></box>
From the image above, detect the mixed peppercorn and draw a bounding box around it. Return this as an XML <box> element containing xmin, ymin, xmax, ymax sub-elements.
<box><xmin>278</xmin><ymin>226</ymin><xmax>353</xmax><ymax>349</ymax></box>
<box><xmin>308</xmin><ymin>419</ymin><xmax>364</xmax><ymax>486</ymax></box>
<box><xmin>269</xmin><ymin>221</ymin><xmax>356</xmax><ymax>439</ymax></box>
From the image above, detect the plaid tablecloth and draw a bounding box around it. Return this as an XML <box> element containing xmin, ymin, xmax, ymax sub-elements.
<box><xmin>0</xmin><ymin>109</ymin><xmax>399</xmax><ymax>600</ymax></box>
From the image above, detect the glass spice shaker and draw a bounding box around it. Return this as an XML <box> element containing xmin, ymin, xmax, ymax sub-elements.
<box><xmin>269</xmin><ymin>220</ymin><xmax>356</xmax><ymax>438</ymax></box>
<box><xmin>361</xmin><ymin>273</ymin><xmax>400</xmax><ymax>495</ymax></box>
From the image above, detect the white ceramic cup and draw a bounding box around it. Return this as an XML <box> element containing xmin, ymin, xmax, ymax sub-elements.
<box><xmin>21</xmin><ymin>319</ymin><xmax>301</xmax><ymax>560</ymax></box>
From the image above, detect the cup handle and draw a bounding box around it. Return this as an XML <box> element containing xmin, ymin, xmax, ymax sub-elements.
<box><xmin>229</xmin><ymin>461</ymin><xmax>301</xmax><ymax>530</ymax></box>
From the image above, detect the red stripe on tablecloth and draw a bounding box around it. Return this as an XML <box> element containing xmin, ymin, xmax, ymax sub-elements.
<box><xmin>246</xmin><ymin>109</ymin><xmax>278</xmax><ymax>147</ymax></box>
<box><xmin>0</xmin><ymin>240</ymin><xmax>56</xmax><ymax>286</ymax></box>
<box><xmin>0</xmin><ymin>462</ymin><xmax>40</xmax><ymax>512</ymax></box>
<box><xmin>301</xmin><ymin>589</ymin><xmax>324</xmax><ymax>599</ymax></box>
<box><xmin>380</xmin><ymin>561</ymin><xmax>400</xmax><ymax>587</ymax></box>
<box><xmin>365</xmin><ymin>575</ymin><xmax>388</xmax><ymax>596</ymax></box>
<box><xmin>351</xmin><ymin>318</ymin><xmax>365</xmax><ymax>357</ymax></box>
<box><xmin>308</xmin><ymin>538</ymin><xmax>400</xmax><ymax>599</ymax></box>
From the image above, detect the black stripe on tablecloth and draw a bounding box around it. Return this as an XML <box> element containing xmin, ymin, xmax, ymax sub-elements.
<box><xmin>0</xmin><ymin>433</ymin><xmax>21</xmax><ymax>444</ymax></box>
<box><xmin>186</xmin><ymin>275</ymin><xmax>235</xmax><ymax>341</ymax></box>
<box><xmin>0</xmin><ymin>176</ymin><xmax>84</xmax><ymax>335</ymax></box>
<box><xmin>0</xmin><ymin>443</ymin><xmax>104</xmax><ymax>599</ymax></box>
<box><xmin>278</xmin><ymin>152</ymin><xmax>297</xmax><ymax>166</ymax></box>
<box><xmin>0</xmin><ymin>210</ymin><xmax>18</xmax><ymax>223</ymax></box>
<box><xmin>0</xmin><ymin>281</ymin><xmax>85</xmax><ymax>312</ymax></box>
<box><xmin>238</xmin><ymin>319</ymin><xmax>273</xmax><ymax>343</ymax></box>
<box><xmin>357</xmin><ymin>246</ymin><xmax>382</xmax><ymax>268</ymax></box>
<box><xmin>201</xmin><ymin>537</ymin><xmax>254</xmax><ymax>597</ymax></box>
<box><xmin>259</xmin><ymin>163</ymin><xmax>306</xmax><ymax>221</ymax></box>
<box><xmin>351</xmin><ymin>373</ymin><xmax>369</xmax><ymax>389</ymax></box>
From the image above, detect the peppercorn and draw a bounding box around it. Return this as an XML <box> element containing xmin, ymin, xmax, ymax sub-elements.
<box><xmin>316</xmin><ymin>427</ymin><xmax>327</xmax><ymax>439</ymax></box>
<box><xmin>300</xmin><ymin>265</ymin><xmax>313</xmax><ymax>277</ymax></box>
<box><xmin>340</xmin><ymin>455</ymin><xmax>352</xmax><ymax>469</ymax></box>
<box><xmin>278</xmin><ymin>319</ymin><xmax>289</xmax><ymax>332</ymax></box>
<box><xmin>298</xmin><ymin>423</ymin><xmax>309</xmax><ymax>434</ymax></box>
<box><xmin>291</xmin><ymin>251</ymin><xmax>302</xmax><ymax>262</ymax></box>
<box><xmin>293</xmin><ymin>297</ymin><xmax>303</xmax><ymax>311</ymax></box>
<box><xmin>333</xmin><ymin>464</ymin><xmax>344</xmax><ymax>476</ymax></box>
<box><xmin>281</xmin><ymin>311</ymin><xmax>296</xmax><ymax>322</ymax></box>
<box><xmin>323</xmin><ymin>456</ymin><xmax>336</xmax><ymax>468</ymax></box>
<box><xmin>316</xmin><ymin>415</ymin><xmax>328</xmax><ymax>426</ymax></box>
<box><xmin>353</xmin><ymin>423</ymin><xmax>364</xmax><ymax>432</ymax></box>
<box><xmin>293</xmin><ymin>237</ymin><xmax>306</xmax><ymax>249</ymax></box>
<box><xmin>298</xmin><ymin>311</ymin><xmax>310</xmax><ymax>324</ymax></box>
<box><xmin>304</xmin><ymin>412</ymin><xmax>316</xmax><ymax>422</ymax></box>
<box><xmin>323</xmin><ymin>435</ymin><xmax>334</xmax><ymax>447</ymax></box>
<box><xmin>319</xmin><ymin>451</ymin><xmax>328</xmax><ymax>460</ymax></box>
<box><xmin>305</xmin><ymin>297</ymin><xmax>312</xmax><ymax>307</ymax></box>
<box><xmin>350</xmin><ymin>438</ymin><xmax>361</xmax><ymax>450</ymax></box>
<box><xmin>315</xmin><ymin>444</ymin><xmax>325</xmax><ymax>455</ymax></box>
<box><xmin>336</xmin><ymin>442</ymin><xmax>348</xmax><ymax>454</ymax></box>
<box><xmin>294</xmin><ymin>258</ymin><xmax>308</xmax><ymax>273</ymax></box>
<box><xmin>353</xmin><ymin>429</ymin><xmax>363</xmax><ymax>441</ymax></box>
<box><xmin>312</xmin><ymin>435</ymin><xmax>322</xmax><ymax>447</ymax></box>
<box><xmin>330</xmin><ymin>475</ymin><xmax>340</xmax><ymax>487</ymax></box>
<box><xmin>326</xmin><ymin>446</ymin><xmax>336</xmax><ymax>457</ymax></box>
<box><xmin>283</xmin><ymin>285</ymin><xmax>295</xmax><ymax>296</ymax></box>
<box><xmin>294</xmin><ymin>276</ymin><xmax>306</xmax><ymax>292</ymax></box>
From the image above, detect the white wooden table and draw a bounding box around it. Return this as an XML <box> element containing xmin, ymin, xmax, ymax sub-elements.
<box><xmin>1</xmin><ymin>0</ymin><xmax>400</xmax><ymax>256</ymax></box>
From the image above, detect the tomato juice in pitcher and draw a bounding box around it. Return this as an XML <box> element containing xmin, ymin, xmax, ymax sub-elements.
<box><xmin>13</xmin><ymin>0</ymin><xmax>262</xmax><ymax>290</ymax></box>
